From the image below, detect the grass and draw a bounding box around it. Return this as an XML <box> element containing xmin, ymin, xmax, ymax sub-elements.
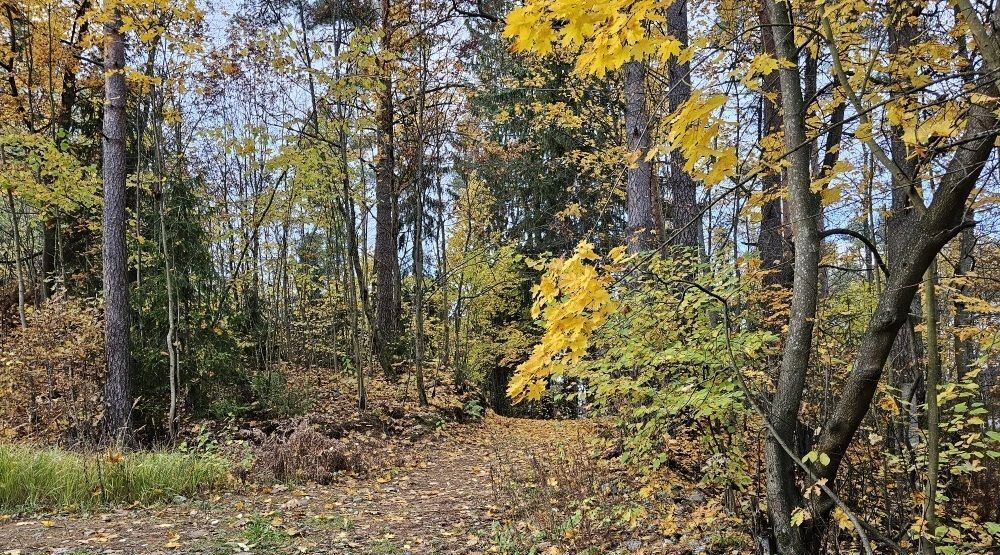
<box><xmin>308</xmin><ymin>512</ymin><xmax>354</xmax><ymax>530</ymax></box>
<box><xmin>244</xmin><ymin>514</ymin><xmax>288</xmax><ymax>549</ymax></box>
<box><xmin>370</xmin><ymin>538</ymin><xmax>402</xmax><ymax>554</ymax></box>
<box><xmin>0</xmin><ymin>444</ymin><xmax>228</xmax><ymax>511</ymax></box>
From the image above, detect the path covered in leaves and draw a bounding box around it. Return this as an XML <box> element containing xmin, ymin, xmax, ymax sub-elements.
<box><xmin>0</xmin><ymin>416</ymin><xmax>573</xmax><ymax>555</ymax></box>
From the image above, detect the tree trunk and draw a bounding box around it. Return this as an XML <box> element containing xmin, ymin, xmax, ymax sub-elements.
<box><xmin>101</xmin><ymin>8</ymin><xmax>133</xmax><ymax>441</ymax></box>
<box><xmin>886</xmin><ymin>0</ymin><xmax>924</xmax><ymax>457</ymax></box>
<box><xmin>756</xmin><ymin>5</ymin><xmax>790</xmax><ymax>288</ymax></box>
<box><xmin>374</xmin><ymin>0</ymin><xmax>401</xmax><ymax>377</ymax></box>
<box><xmin>159</xmin><ymin>194</ymin><xmax>178</xmax><ymax>440</ymax></box>
<box><xmin>953</xmin><ymin>217</ymin><xmax>976</xmax><ymax>379</ymax></box>
<box><xmin>624</xmin><ymin>60</ymin><xmax>654</xmax><ymax>252</ymax></box>
<box><xmin>667</xmin><ymin>0</ymin><xmax>699</xmax><ymax>250</ymax></box>
<box><xmin>40</xmin><ymin>221</ymin><xmax>56</xmax><ymax>300</ymax></box>
<box><xmin>763</xmin><ymin>0</ymin><xmax>823</xmax><ymax>550</ymax></box>
<box><xmin>413</xmin><ymin>182</ymin><xmax>428</xmax><ymax>405</ymax></box>
<box><xmin>920</xmin><ymin>260</ymin><xmax>941</xmax><ymax>554</ymax></box>
<box><xmin>5</xmin><ymin>189</ymin><xmax>27</xmax><ymax>329</ymax></box>
<box><xmin>412</xmin><ymin>20</ymin><xmax>429</xmax><ymax>406</ymax></box>
<box><xmin>811</xmin><ymin>97</ymin><xmax>998</xmax><ymax>546</ymax></box>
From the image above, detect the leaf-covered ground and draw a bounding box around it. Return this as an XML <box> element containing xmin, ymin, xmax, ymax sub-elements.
<box><xmin>0</xmin><ymin>416</ymin><xmax>584</xmax><ymax>555</ymax></box>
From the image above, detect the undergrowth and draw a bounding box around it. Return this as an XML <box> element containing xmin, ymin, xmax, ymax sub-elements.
<box><xmin>0</xmin><ymin>445</ymin><xmax>228</xmax><ymax>511</ymax></box>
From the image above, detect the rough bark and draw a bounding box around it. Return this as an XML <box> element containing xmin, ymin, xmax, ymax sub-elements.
<box><xmin>812</xmin><ymin>97</ymin><xmax>998</xmax><ymax>533</ymax></box>
<box><xmin>885</xmin><ymin>0</ymin><xmax>924</xmax><ymax>450</ymax></box>
<box><xmin>667</xmin><ymin>0</ymin><xmax>699</xmax><ymax>250</ymax></box>
<box><xmin>101</xmin><ymin>9</ymin><xmax>133</xmax><ymax>441</ymax></box>
<box><xmin>373</xmin><ymin>0</ymin><xmax>401</xmax><ymax>377</ymax></box>
<box><xmin>624</xmin><ymin>60</ymin><xmax>655</xmax><ymax>253</ymax></box>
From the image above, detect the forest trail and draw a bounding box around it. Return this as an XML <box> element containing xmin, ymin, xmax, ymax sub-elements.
<box><xmin>0</xmin><ymin>415</ymin><xmax>583</xmax><ymax>555</ymax></box>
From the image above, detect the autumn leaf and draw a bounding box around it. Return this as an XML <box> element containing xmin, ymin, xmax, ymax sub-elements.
<box><xmin>165</xmin><ymin>531</ymin><xmax>182</xmax><ymax>548</ymax></box>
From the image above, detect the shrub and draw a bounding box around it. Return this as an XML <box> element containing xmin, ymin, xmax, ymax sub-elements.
<box><xmin>0</xmin><ymin>298</ymin><xmax>104</xmax><ymax>443</ymax></box>
<box><xmin>251</xmin><ymin>421</ymin><xmax>364</xmax><ymax>484</ymax></box>
<box><xmin>0</xmin><ymin>445</ymin><xmax>228</xmax><ymax>511</ymax></box>
<box><xmin>251</xmin><ymin>369</ymin><xmax>314</xmax><ymax>418</ymax></box>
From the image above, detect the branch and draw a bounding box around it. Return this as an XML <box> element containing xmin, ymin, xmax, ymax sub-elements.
<box><xmin>820</xmin><ymin>228</ymin><xmax>889</xmax><ymax>277</ymax></box>
<box><xmin>671</xmin><ymin>278</ymin><xmax>877</xmax><ymax>555</ymax></box>
<box><xmin>451</xmin><ymin>0</ymin><xmax>499</xmax><ymax>22</ymax></box>
<box><xmin>819</xmin><ymin>13</ymin><xmax>927</xmax><ymax>217</ymax></box>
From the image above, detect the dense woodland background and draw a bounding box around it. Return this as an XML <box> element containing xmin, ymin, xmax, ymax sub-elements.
<box><xmin>2</xmin><ymin>0</ymin><xmax>1000</xmax><ymax>553</ymax></box>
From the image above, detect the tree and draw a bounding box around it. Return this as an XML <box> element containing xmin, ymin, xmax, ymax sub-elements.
<box><xmin>666</xmin><ymin>0</ymin><xmax>698</xmax><ymax>251</ymax></box>
<box><xmin>755</xmin><ymin>4</ymin><xmax>790</xmax><ymax>288</ymax></box>
<box><xmin>624</xmin><ymin>60</ymin><xmax>655</xmax><ymax>252</ymax></box>
<box><xmin>760</xmin><ymin>0</ymin><xmax>823</xmax><ymax>549</ymax></box>
<box><xmin>373</xmin><ymin>0</ymin><xmax>402</xmax><ymax>378</ymax></box>
<box><xmin>101</xmin><ymin>5</ymin><xmax>132</xmax><ymax>440</ymax></box>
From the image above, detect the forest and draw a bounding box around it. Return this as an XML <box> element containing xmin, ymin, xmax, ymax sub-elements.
<box><xmin>1</xmin><ymin>0</ymin><xmax>1000</xmax><ymax>553</ymax></box>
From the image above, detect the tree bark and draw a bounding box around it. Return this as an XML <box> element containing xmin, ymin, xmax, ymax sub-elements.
<box><xmin>762</xmin><ymin>0</ymin><xmax>823</xmax><ymax>551</ymax></box>
<box><xmin>624</xmin><ymin>60</ymin><xmax>655</xmax><ymax>253</ymax></box>
<box><xmin>920</xmin><ymin>260</ymin><xmax>940</xmax><ymax>554</ymax></box>
<box><xmin>374</xmin><ymin>0</ymin><xmax>401</xmax><ymax>377</ymax></box>
<box><xmin>812</xmin><ymin>96</ymin><xmax>998</xmax><ymax>540</ymax></box>
<box><xmin>886</xmin><ymin>0</ymin><xmax>924</xmax><ymax>455</ymax></box>
<box><xmin>5</xmin><ymin>188</ymin><xmax>27</xmax><ymax>329</ymax></box>
<box><xmin>159</xmin><ymin>194</ymin><xmax>178</xmax><ymax>440</ymax></box>
<box><xmin>756</xmin><ymin>4</ymin><xmax>790</xmax><ymax>288</ymax></box>
<box><xmin>413</xmin><ymin>17</ymin><xmax>429</xmax><ymax>406</ymax></box>
<box><xmin>667</xmin><ymin>0</ymin><xmax>699</xmax><ymax>250</ymax></box>
<box><xmin>101</xmin><ymin>8</ymin><xmax>133</xmax><ymax>441</ymax></box>
<box><xmin>953</xmin><ymin>217</ymin><xmax>976</xmax><ymax>379</ymax></box>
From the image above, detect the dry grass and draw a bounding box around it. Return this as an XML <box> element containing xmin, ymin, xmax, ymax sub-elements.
<box><xmin>251</xmin><ymin>420</ymin><xmax>366</xmax><ymax>484</ymax></box>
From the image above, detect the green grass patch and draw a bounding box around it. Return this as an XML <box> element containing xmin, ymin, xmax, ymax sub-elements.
<box><xmin>0</xmin><ymin>444</ymin><xmax>228</xmax><ymax>511</ymax></box>
<box><xmin>243</xmin><ymin>514</ymin><xmax>288</xmax><ymax>549</ymax></box>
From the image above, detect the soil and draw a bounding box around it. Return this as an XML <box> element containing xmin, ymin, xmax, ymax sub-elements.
<box><xmin>0</xmin><ymin>415</ymin><xmax>581</xmax><ymax>555</ymax></box>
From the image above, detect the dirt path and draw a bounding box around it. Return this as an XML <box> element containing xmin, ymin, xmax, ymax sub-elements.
<box><xmin>0</xmin><ymin>416</ymin><xmax>576</xmax><ymax>555</ymax></box>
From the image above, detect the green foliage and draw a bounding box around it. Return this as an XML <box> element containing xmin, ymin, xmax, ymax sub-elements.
<box><xmin>244</xmin><ymin>514</ymin><xmax>288</xmax><ymax>549</ymax></box>
<box><xmin>249</xmin><ymin>369</ymin><xmax>314</xmax><ymax>418</ymax></box>
<box><xmin>489</xmin><ymin>522</ymin><xmax>539</xmax><ymax>555</ymax></box>
<box><xmin>909</xmin><ymin>367</ymin><xmax>1000</xmax><ymax>551</ymax></box>
<box><xmin>463</xmin><ymin>399</ymin><xmax>485</xmax><ymax>420</ymax></box>
<box><xmin>586</xmin><ymin>256</ymin><xmax>770</xmax><ymax>487</ymax></box>
<box><xmin>370</xmin><ymin>538</ymin><xmax>403</xmax><ymax>554</ymax></box>
<box><xmin>513</xmin><ymin>248</ymin><xmax>777</xmax><ymax>488</ymax></box>
<box><xmin>0</xmin><ymin>446</ymin><xmax>227</xmax><ymax>511</ymax></box>
<box><xmin>130</xmin><ymin>176</ymin><xmax>251</xmax><ymax>426</ymax></box>
<box><xmin>0</xmin><ymin>129</ymin><xmax>101</xmax><ymax>215</ymax></box>
<box><xmin>441</xmin><ymin>184</ymin><xmax>537</xmax><ymax>392</ymax></box>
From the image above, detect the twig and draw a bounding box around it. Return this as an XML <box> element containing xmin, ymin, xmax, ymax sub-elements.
<box><xmin>672</xmin><ymin>278</ymin><xmax>879</xmax><ymax>555</ymax></box>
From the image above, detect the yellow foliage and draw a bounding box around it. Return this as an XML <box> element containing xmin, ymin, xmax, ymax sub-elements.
<box><xmin>503</xmin><ymin>0</ymin><xmax>684</xmax><ymax>76</ymax></box>
<box><xmin>508</xmin><ymin>241</ymin><xmax>619</xmax><ymax>402</ymax></box>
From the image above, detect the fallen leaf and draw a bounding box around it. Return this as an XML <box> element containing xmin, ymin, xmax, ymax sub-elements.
<box><xmin>165</xmin><ymin>531</ymin><xmax>182</xmax><ymax>548</ymax></box>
